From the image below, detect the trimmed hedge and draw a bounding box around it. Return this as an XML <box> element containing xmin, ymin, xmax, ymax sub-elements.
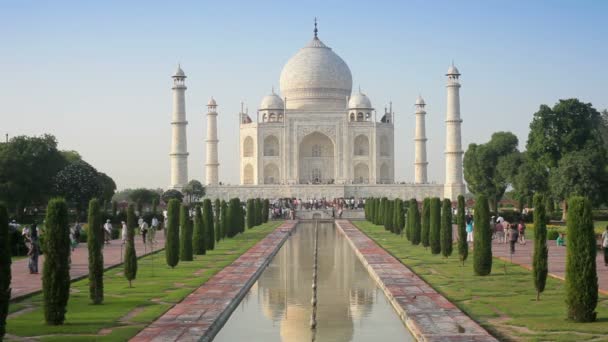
<box><xmin>165</xmin><ymin>199</ymin><xmax>180</xmax><ymax>268</ymax></box>
<box><xmin>124</xmin><ymin>204</ymin><xmax>138</xmax><ymax>286</ymax></box>
<box><xmin>440</xmin><ymin>199</ymin><xmax>453</xmax><ymax>258</ymax></box>
<box><xmin>533</xmin><ymin>193</ymin><xmax>548</xmax><ymax>301</ymax></box>
<box><xmin>429</xmin><ymin>197</ymin><xmax>441</xmax><ymax>254</ymax></box>
<box><xmin>193</xmin><ymin>205</ymin><xmax>205</xmax><ymax>255</ymax></box>
<box><xmin>457</xmin><ymin>195</ymin><xmax>468</xmax><ymax>265</ymax></box>
<box><xmin>87</xmin><ymin>199</ymin><xmax>104</xmax><ymax>304</ymax></box>
<box><xmin>421</xmin><ymin>198</ymin><xmax>430</xmax><ymax>248</ymax></box>
<box><xmin>179</xmin><ymin>204</ymin><xmax>193</xmax><ymax>261</ymax></box>
<box><xmin>473</xmin><ymin>195</ymin><xmax>492</xmax><ymax>276</ymax></box>
<box><xmin>203</xmin><ymin>199</ymin><xmax>214</xmax><ymax>250</ymax></box>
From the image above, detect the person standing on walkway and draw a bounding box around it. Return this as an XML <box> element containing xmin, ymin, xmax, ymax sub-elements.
<box><xmin>27</xmin><ymin>222</ymin><xmax>40</xmax><ymax>274</ymax></box>
<box><xmin>121</xmin><ymin>221</ymin><xmax>128</xmax><ymax>244</ymax></box>
<box><xmin>509</xmin><ymin>223</ymin><xmax>519</xmax><ymax>255</ymax></box>
<box><xmin>602</xmin><ymin>226</ymin><xmax>608</xmax><ymax>266</ymax></box>
<box><xmin>103</xmin><ymin>219</ymin><xmax>113</xmax><ymax>244</ymax></box>
<box><xmin>151</xmin><ymin>216</ymin><xmax>159</xmax><ymax>244</ymax></box>
<box><xmin>140</xmin><ymin>219</ymin><xmax>149</xmax><ymax>244</ymax></box>
<box><xmin>517</xmin><ymin>219</ymin><xmax>526</xmax><ymax>245</ymax></box>
<box><xmin>466</xmin><ymin>215</ymin><xmax>474</xmax><ymax>242</ymax></box>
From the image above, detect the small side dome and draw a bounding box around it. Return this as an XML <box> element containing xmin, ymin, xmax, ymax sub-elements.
<box><xmin>446</xmin><ymin>64</ymin><xmax>460</xmax><ymax>76</ymax></box>
<box><xmin>173</xmin><ymin>64</ymin><xmax>186</xmax><ymax>78</ymax></box>
<box><xmin>259</xmin><ymin>92</ymin><xmax>284</xmax><ymax>110</ymax></box>
<box><xmin>207</xmin><ymin>97</ymin><xmax>217</xmax><ymax>106</ymax></box>
<box><xmin>348</xmin><ymin>92</ymin><xmax>372</xmax><ymax>109</ymax></box>
<box><xmin>415</xmin><ymin>95</ymin><xmax>425</xmax><ymax>106</ymax></box>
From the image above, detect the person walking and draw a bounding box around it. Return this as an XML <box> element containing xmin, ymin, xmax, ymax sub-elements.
<box><xmin>466</xmin><ymin>215</ymin><xmax>474</xmax><ymax>242</ymax></box>
<box><xmin>121</xmin><ymin>221</ymin><xmax>128</xmax><ymax>244</ymax></box>
<box><xmin>140</xmin><ymin>219</ymin><xmax>149</xmax><ymax>244</ymax></box>
<box><xmin>103</xmin><ymin>219</ymin><xmax>113</xmax><ymax>244</ymax></box>
<box><xmin>602</xmin><ymin>226</ymin><xmax>608</xmax><ymax>266</ymax></box>
<box><xmin>151</xmin><ymin>216</ymin><xmax>159</xmax><ymax>243</ymax></box>
<box><xmin>27</xmin><ymin>223</ymin><xmax>40</xmax><ymax>274</ymax></box>
<box><xmin>517</xmin><ymin>219</ymin><xmax>526</xmax><ymax>245</ymax></box>
<box><xmin>509</xmin><ymin>223</ymin><xmax>519</xmax><ymax>255</ymax></box>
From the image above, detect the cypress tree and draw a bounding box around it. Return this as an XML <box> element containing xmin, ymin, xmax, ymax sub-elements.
<box><xmin>263</xmin><ymin>199</ymin><xmax>270</xmax><ymax>223</ymax></box>
<box><xmin>124</xmin><ymin>204</ymin><xmax>138</xmax><ymax>287</ymax></box>
<box><xmin>406</xmin><ymin>199</ymin><xmax>413</xmax><ymax>240</ymax></box>
<box><xmin>151</xmin><ymin>198</ymin><xmax>158</xmax><ymax>215</ymax></box>
<box><xmin>255</xmin><ymin>198</ymin><xmax>263</xmax><ymax>226</ymax></box>
<box><xmin>440</xmin><ymin>199</ymin><xmax>453</xmax><ymax>258</ymax></box>
<box><xmin>457</xmin><ymin>195</ymin><xmax>468</xmax><ymax>265</ymax></box>
<box><xmin>369</xmin><ymin>197</ymin><xmax>375</xmax><ymax>222</ymax></box>
<box><xmin>377</xmin><ymin>198</ymin><xmax>386</xmax><ymax>225</ymax></box>
<box><xmin>193</xmin><ymin>205</ymin><xmax>206</xmax><ymax>255</ymax></box>
<box><xmin>214</xmin><ymin>199</ymin><xmax>221</xmax><ymax>243</ymax></box>
<box><xmin>0</xmin><ymin>203</ymin><xmax>11</xmax><ymax>339</ymax></box>
<box><xmin>239</xmin><ymin>199</ymin><xmax>245</xmax><ymax>233</ymax></box>
<box><xmin>421</xmin><ymin>198</ymin><xmax>431</xmax><ymax>248</ymax></box>
<box><xmin>565</xmin><ymin>196</ymin><xmax>597</xmax><ymax>322</ymax></box>
<box><xmin>392</xmin><ymin>199</ymin><xmax>400</xmax><ymax>234</ymax></box>
<box><xmin>220</xmin><ymin>200</ymin><xmax>228</xmax><ymax>239</ymax></box>
<box><xmin>179</xmin><ymin>204</ymin><xmax>193</xmax><ymax>261</ymax></box>
<box><xmin>165</xmin><ymin>199</ymin><xmax>180</xmax><ymax>268</ymax></box>
<box><xmin>87</xmin><ymin>199</ymin><xmax>104</xmax><ymax>304</ymax></box>
<box><xmin>410</xmin><ymin>199</ymin><xmax>421</xmax><ymax>245</ymax></box>
<box><xmin>384</xmin><ymin>200</ymin><xmax>393</xmax><ymax>232</ymax></box>
<box><xmin>429</xmin><ymin>198</ymin><xmax>441</xmax><ymax>254</ymax></box>
<box><xmin>43</xmin><ymin>198</ymin><xmax>71</xmax><ymax>325</ymax></box>
<box><xmin>473</xmin><ymin>195</ymin><xmax>492</xmax><ymax>276</ymax></box>
<box><xmin>246</xmin><ymin>199</ymin><xmax>255</xmax><ymax>229</ymax></box>
<box><xmin>227</xmin><ymin>198</ymin><xmax>240</xmax><ymax>238</ymax></box>
<box><xmin>203</xmin><ymin>199</ymin><xmax>215</xmax><ymax>250</ymax></box>
<box><xmin>532</xmin><ymin>193</ymin><xmax>548</xmax><ymax>301</ymax></box>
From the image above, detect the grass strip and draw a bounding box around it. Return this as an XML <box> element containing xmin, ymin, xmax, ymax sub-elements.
<box><xmin>354</xmin><ymin>221</ymin><xmax>608</xmax><ymax>342</ymax></box>
<box><xmin>6</xmin><ymin>221</ymin><xmax>283</xmax><ymax>341</ymax></box>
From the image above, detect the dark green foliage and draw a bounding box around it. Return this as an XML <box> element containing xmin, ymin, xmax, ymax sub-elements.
<box><xmin>457</xmin><ymin>195</ymin><xmax>468</xmax><ymax>265</ymax></box>
<box><xmin>161</xmin><ymin>189</ymin><xmax>183</xmax><ymax>203</ymax></box>
<box><xmin>151</xmin><ymin>198</ymin><xmax>158</xmax><ymax>215</ymax></box>
<box><xmin>165</xmin><ymin>199</ymin><xmax>180</xmax><ymax>268</ymax></box>
<box><xmin>220</xmin><ymin>200</ymin><xmax>228</xmax><ymax>239</ymax></box>
<box><xmin>532</xmin><ymin>194</ymin><xmax>548</xmax><ymax>301</ymax></box>
<box><xmin>410</xmin><ymin>199</ymin><xmax>421</xmax><ymax>245</ymax></box>
<box><xmin>429</xmin><ymin>198</ymin><xmax>441</xmax><ymax>254</ymax></box>
<box><xmin>203</xmin><ymin>199</ymin><xmax>214</xmax><ymax>250</ymax></box>
<box><xmin>377</xmin><ymin>198</ymin><xmax>386</xmax><ymax>226</ymax></box>
<box><xmin>392</xmin><ymin>199</ymin><xmax>400</xmax><ymax>234</ymax></box>
<box><xmin>111</xmin><ymin>201</ymin><xmax>117</xmax><ymax>215</ymax></box>
<box><xmin>246</xmin><ymin>199</ymin><xmax>255</xmax><ymax>229</ymax></box>
<box><xmin>226</xmin><ymin>198</ymin><xmax>241</xmax><ymax>238</ymax></box>
<box><xmin>124</xmin><ymin>204</ymin><xmax>138</xmax><ymax>287</ymax></box>
<box><xmin>473</xmin><ymin>195</ymin><xmax>492</xmax><ymax>276</ymax></box>
<box><xmin>54</xmin><ymin>160</ymin><xmax>104</xmax><ymax>213</ymax></box>
<box><xmin>87</xmin><ymin>199</ymin><xmax>103</xmax><ymax>304</ymax></box>
<box><xmin>255</xmin><ymin>198</ymin><xmax>263</xmax><ymax>226</ymax></box>
<box><xmin>262</xmin><ymin>199</ymin><xmax>269</xmax><ymax>223</ymax></box>
<box><xmin>441</xmin><ymin>199</ymin><xmax>453</xmax><ymax>258</ymax></box>
<box><xmin>0</xmin><ymin>203</ymin><xmax>11</xmax><ymax>339</ymax></box>
<box><xmin>179</xmin><ymin>204</ymin><xmax>193</xmax><ymax>261</ymax></box>
<box><xmin>193</xmin><ymin>205</ymin><xmax>205</xmax><ymax>255</ymax></box>
<box><xmin>565</xmin><ymin>196</ymin><xmax>597</xmax><ymax>322</ymax></box>
<box><xmin>421</xmin><ymin>198</ymin><xmax>430</xmax><ymax>248</ymax></box>
<box><xmin>42</xmin><ymin>198</ymin><xmax>71</xmax><ymax>325</ymax></box>
<box><xmin>182</xmin><ymin>180</ymin><xmax>205</xmax><ymax>203</ymax></box>
<box><xmin>214</xmin><ymin>199</ymin><xmax>221</xmax><ymax>243</ymax></box>
<box><xmin>397</xmin><ymin>199</ymin><xmax>406</xmax><ymax>234</ymax></box>
<box><xmin>384</xmin><ymin>200</ymin><xmax>394</xmax><ymax>232</ymax></box>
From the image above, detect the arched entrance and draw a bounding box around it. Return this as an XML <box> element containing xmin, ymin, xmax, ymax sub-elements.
<box><xmin>353</xmin><ymin>163</ymin><xmax>369</xmax><ymax>184</ymax></box>
<box><xmin>299</xmin><ymin>132</ymin><xmax>334</xmax><ymax>184</ymax></box>
<box><xmin>264</xmin><ymin>163</ymin><xmax>280</xmax><ymax>184</ymax></box>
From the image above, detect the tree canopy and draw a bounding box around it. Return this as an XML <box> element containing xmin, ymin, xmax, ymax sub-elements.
<box><xmin>128</xmin><ymin>188</ymin><xmax>160</xmax><ymax>206</ymax></box>
<box><xmin>53</xmin><ymin>160</ymin><xmax>104</xmax><ymax>212</ymax></box>
<box><xmin>162</xmin><ymin>189</ymin><xmax>183</xmax><ymax>203</ymax></box>
<box><xmin>182</xmin><ymin>180</ymin><xmax>205</xmax><ymax>203</ymax></box>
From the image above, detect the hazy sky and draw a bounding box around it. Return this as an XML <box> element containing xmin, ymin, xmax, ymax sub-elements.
<box><xmin>2</xmin><ymin>0</ymin><xmax>607</xmax><ymax>189</ymax></box>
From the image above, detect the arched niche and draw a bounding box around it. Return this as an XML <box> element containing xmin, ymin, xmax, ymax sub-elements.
<box><xmin>243</xmin><ymin>164</ymin><xmax>254</xmax><ymax>184</ymax></box>
<box><xmin>264</xmin><ymin>135</ymin><xmax>280</xmax><ymax>157</ymax></box>
<box><xmin>353</xmin><ymin>163</ymin><xmax>369</xmax><ymax>184</ymax></box>
<box><xmin>264</xmin><ymin>163</ymin><xmax>280</xmax><ymax>184</ymax></box>
<box><xmin>298</xmin><ymin>132</ymin><xmax>334</xmax><ymax>184</ymax></box>
<box><xmin>243</xmin><ymin>136</ymin><xmax>254</xmax><ymax>157</ymax></box>
<box><xmin>354</xmin><ymin>135</ymin><xmax>369</xmax><ymax>156</ymax></box>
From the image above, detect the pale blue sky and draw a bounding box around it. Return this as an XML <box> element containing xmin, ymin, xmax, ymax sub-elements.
<box><xmin>1</xmin><ymin>0</ymin><xmax>606</xmax><ymax>189</ymax></box>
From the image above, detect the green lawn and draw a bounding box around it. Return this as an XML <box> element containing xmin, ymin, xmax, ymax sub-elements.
<box><xmin>5</xmin><ymin>221</ymin><xmax>283</xmax><ymax>341</ymax></box>
<box><xmin>353</xmin><ymin>221</ymin><xmax>608</xmax><ymax>342</ymax></box>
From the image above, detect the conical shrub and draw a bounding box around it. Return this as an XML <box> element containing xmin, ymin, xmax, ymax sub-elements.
<box><xmin>165</xmin><ymin>199</ymin><xmax>180</xmax><ymax>268</ymax></box>
<box><xmin>533</xmin><ymin>193</ymin><xmax>548</xmax><ymax>301</ymax></box>
<box><xmin>457</xmin><ymin>195</ymin><xmax>468</xmax><ymax>265</ymax></box>
<box><xmin>124</xmin><ymin>204</ymin><xmax>138</xmax><ymax>286</ymax></box>
<box><xmin>429</xmin><ymin>197</ymin><xmax>441</xmax><ymax>254</ymax></box>
<box><xmin>440</xmin><ymin>199</ymin><xmax>453</xmax><ymax>258</ymax></box>
<box><xmin>473</xmin><ymin>195</ymin><xmax>492</xmax><ymax>276</ymax></box>
<box><xmin>421</xmin><ymin>198</ymin><xmax>430</xmax><ymax>248</ymax></box>
<box><xmin>87</xmin><ymin>199</ymin><xmax>104</xmax><ymax>304</ymax></box>
<box><xmin>179</xmin><ymin>204</ymin><xmax>193</xmax><ymax>261</ymax></box>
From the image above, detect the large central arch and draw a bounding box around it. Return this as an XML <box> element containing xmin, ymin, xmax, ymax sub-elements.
<box><xmin>298</xmin><ymin>132</ymin><xmax>335</xmax><ymax>184</ymax></box>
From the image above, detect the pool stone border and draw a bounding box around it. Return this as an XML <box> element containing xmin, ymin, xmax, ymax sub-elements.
<box><xmin>130</xmin><ymin>220</ymin><xmax>298</xmax><ymax>342</ymax></box>
<box><xmin>335</xmin><ymin>220</ymin><xmax>498</xmax><ymax>342</ymax></box>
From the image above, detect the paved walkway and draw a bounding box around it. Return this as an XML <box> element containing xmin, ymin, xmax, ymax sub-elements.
<box><xmin>11</xmin><ymin>234</ymin><xmax>165</xmax><ymax>300</ymax></box>
<box><xmin>131</xmin><ymin>221</ymin><xmax>298</xmax><ymax>342</ymax></box>
<box><xmin>336</xmin><ymin>220</ymin><xmax>497</xmax><ymax>342</ymax></box>
<box><xmin>490</xmin><ymin>238</ymin><xmax>608</xmax><ymax>294</ymax></box>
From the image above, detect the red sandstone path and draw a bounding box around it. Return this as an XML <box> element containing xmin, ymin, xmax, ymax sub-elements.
<box><xmin>489</xmin><ymin>238</ymin><xmax>608</xmax><ymax>294</ymax></box>
<box><xmin>10</xmin><ymin>234</ymin><xmax>165</xmax><ymax>300</ymax></box>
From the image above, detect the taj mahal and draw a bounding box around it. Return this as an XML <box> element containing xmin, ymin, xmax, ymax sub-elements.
<box><xmin>169</xmin><ymin>23</ymin><xmax>465</xmax><ymax>201</ymax></box>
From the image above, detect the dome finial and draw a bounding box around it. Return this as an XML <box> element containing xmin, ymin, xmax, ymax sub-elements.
<box><xmin>314</xmin><ymin>17</ymin><xmax>318</xmax><ymax>38</ymax></box>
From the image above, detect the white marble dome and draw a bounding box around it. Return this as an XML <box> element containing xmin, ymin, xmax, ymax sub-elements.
<box><xmin>447</xmin><ymin>65</ymin><xmax>460</xmax><ymax>75</ymax></box>
<box><xmin>348</xmin><ymin>92</ymin><xmax>372</xmax><ymax>109</ymax></box>
<box><xmin>279</xmin><ymin>36</ymin><xmax>352</xmax><ymax>110</ymax></box>
<box><xmin>259</xmin><ymin>92</ymin><xmax>284</xmax><ymax>110</ymax></box>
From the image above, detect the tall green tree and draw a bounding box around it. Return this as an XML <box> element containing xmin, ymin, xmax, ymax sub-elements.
<box><xmin>429</xmin><ymin>198</ymin><xmax>441</xmax><ymax>254</ymax></box>
<box><xmin>246</xmin><ymin>199</ymin><xmax>255</xmax><ymax>229</ymax></box>
<box><xmin>456</xmin><ymin>195</ymin><xmax>468</xmax><ymax>265</ymax></box>
<box><xmin>421</xmin><ymin>198</ymin><xmax>430</xmax><ymax>248</ymax></box>
<box><xmin>527</xmin><ymin>99</ymin><xmax>608</xmax><ymax>220</ymax></box>
<box><xmin>262</xmin><ymin>199</ymin><xmax>269</xmax><ymax>223</ymax></box>
<box><xmin>385</xmin><ymin>200</ymin><xmax>394</xmax><ymax>232</ymax></box>
<box><xmin>87</xmin><ymin>199</ymin><xmax>104</xmax><ymax>304</ymax></box>
<box><xmin>129</xmin><ymin>189</ymin><xmax>160</xmax><ymax>210</ymax></box>
<box><xmin>565</xmin><ymin>196</ymin><xmax>598</xmax><ymax>322</ymax></box>
<box><xmin>193</xmin><ymin>205</ymin><xmax>206</xmax><ymax>255</ymax></box>
<box><xmin>532</xmin><ymin>194</ymin><xmax>548</xmax><ymax>301</ymax></box>
<box><xmin>226</xmin><ymin>198</ymin><xmax>240</xmax><ymax>238</ymax></box>
<box><xmin>165</xmin><ymin>199</ymin><xmax>180</xmax><ymax>268</ymax></box>
<box><xmin>53</xmin><ymin>160</ymin><xmax>104</xmax><ymax>216</ymax></box>
<box><xmin>440</xmin><ymin>199</ymin><xmax>453</xmax><ymax>258</ymax></box>
<box><xmin>124</xmin><ymin>204</ymin><xmax>138</xmax><ymax>287</ymax></box>
<box><xmin>203</xmin><ymin>199</ymin><xmax>215</xmax><ymax>250</ymax></box>
<box><xmin>179</xmin><ymin>204</ymin><xmax>193</xmax><ymax>261</ymax></box>
<box><xmin>182</xmin><ymin>180</ymin><xmax>205</xmax><ymax>203</ymax></box>
<box><xmin>473</xmin><ymin>195</ymin><xmax>492</xmax><ymax>276</ymax></box>
<box><xmin>42</xmin><ymin>198</ymin><xmax>71</xmax><ymax>325</ymax></box>
<box><xmin>220</xmin><ymin>200</ymin><xmax>228</xmax><ymax>239</ymax></box>
<box><xmin>410</xmin><ymin>199</ymin><xmax>421</xmax><ymax>245</ymax></box>
<box><xmin>377</xmin><ymin>198</ymin><xmax>386</xmax><ymax>226</ymax></box>
<box><xmin>463</xmin><ymin>132</ymin><xmax>520</xmax><ymax>213</ymax></box>
<box><xmin>255</xmin><ymin>198</ymin><xmax>263</xmax><ymax>226</ymax></box>
<box><xmin>0</xmin><ymin>203</ymin><xmax>11</xmax><ymax>339</ymax></box>
<box><xmin>161</xmin><ymin>189</ymin><xmax>183</xmax><ymax>203</ymax></box>
<box><xmin>214</xmin><ymin>199</ymin><xmax>222</xmax><ymax>243</ymax></box>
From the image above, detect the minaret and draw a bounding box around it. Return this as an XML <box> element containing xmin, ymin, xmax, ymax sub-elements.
<box><xmin>205</xmin><ymin>97</ymin><xmax>219</xmax><ymax>185</ymax></box>
<box><xmin>444</xmin><ymin>64</ymin><xmax>465</xmax><ymax>200</ymax></box>
<box><xmin>414</xmin><ymin>95</ymin><xmax>428</xmax><ymax>184</ymax></box>
<box><xmin>169</xmin><ymin>65</ymin><xmax>188</xmax><ymax>190</ymax></box>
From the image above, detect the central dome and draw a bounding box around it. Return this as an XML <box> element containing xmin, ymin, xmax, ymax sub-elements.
<box><xmin>279</xmin><ymin>36</ymin><xmax>352</xmax><ymax>110</ymax></box>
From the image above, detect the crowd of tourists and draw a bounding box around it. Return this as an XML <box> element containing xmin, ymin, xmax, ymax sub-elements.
<box><xmin>464</xmin><ymin>214</ymin><xmax>528</xmax><ymax>254</ymax></box>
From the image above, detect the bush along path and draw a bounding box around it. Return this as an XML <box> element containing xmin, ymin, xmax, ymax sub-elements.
<box><xmin>353</xmin><ymin>221</ymin><xmax>608</xmax><ymax>342</ymax></box>
<box><xmin>5</xmin><ymin>221</ymin><xmax>284</xmax><ymax>341</ymax></box>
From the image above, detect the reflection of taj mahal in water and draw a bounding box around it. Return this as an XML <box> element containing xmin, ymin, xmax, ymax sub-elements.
<box><xmin>169</xmin><ymin>22</ymin><xmax>465</xmax><ymax>200</ymax></box>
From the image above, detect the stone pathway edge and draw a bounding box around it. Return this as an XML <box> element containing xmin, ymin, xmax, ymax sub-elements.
<box><xmin>336</xmin><ymin>220</ymin><xmax>498</xmax><ymax>342</ymax></box>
